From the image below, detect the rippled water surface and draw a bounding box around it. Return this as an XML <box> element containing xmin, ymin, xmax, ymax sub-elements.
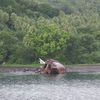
<box><xmin>0</xmin><ymin>72</ymin><xmax>100</xmax><ymax>100</ymax></box>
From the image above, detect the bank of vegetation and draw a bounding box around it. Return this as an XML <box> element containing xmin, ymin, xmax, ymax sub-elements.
<box><xmin>0</xmin><ymin>0</ymin><xmax>100</xmax><ymax>65</ymax></box>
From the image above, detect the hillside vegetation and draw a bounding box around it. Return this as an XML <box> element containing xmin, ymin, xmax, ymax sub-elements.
<box><xmin>0</xmin><ymin>0</ymin><xmax>100</xmax><ymax>64</ymax></box>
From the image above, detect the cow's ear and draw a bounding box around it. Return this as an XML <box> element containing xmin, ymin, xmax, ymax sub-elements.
<box><xmin>44</xmin><ymin>64</ymin><xmax>47</xmax><ymax>68</ymax></box>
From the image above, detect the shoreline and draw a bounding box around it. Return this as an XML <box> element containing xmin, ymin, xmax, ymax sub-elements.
<box><xmin>0</xmin><ymin>65</ymin><xmax>100</xmax><ymax>73</ymax></box>
<box><xmin>67</xmin><ymin>65</ymin><xmax>100</xmax><ymax>73</ymax></box>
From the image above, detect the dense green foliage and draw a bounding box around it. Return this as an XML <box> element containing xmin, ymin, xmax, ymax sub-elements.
<box><xmin>0</xmin><ymin>0</ymin><xmax>100</xmax><ymax>64</ymax></box>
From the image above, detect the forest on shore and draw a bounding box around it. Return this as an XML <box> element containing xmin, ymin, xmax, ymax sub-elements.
<box><xmin>0</xmin><ymin>0</ymin><xmax>100</xmax><ymax>64</ymax></box>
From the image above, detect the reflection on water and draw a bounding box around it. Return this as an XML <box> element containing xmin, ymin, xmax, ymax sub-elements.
<box><xmin>0</xmin><ymin>72</ymin><xmax>100</xmax><ymax>100</ymax></box>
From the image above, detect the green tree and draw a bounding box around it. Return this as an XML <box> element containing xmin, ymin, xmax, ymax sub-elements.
<box><xmin>0</xmin><ymin>30</ymin><xmax>18</xmax><ymax>62</ymax></box>
<box><xmin>23</xmin><ymin>17</ymin><xmax>69</xmax><ymax>60</ymax></box>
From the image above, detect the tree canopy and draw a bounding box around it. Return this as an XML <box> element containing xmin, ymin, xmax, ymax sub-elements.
<box><xmin>0</xmin><ymin>0</ymin><xmax>100</xmax><ymax>64</ymax></box>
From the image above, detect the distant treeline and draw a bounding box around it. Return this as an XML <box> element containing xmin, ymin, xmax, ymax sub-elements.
<box><xmin>0</xmin><ymin>0</ymin><xmax>100</xmax><ymax>64</ymax></box>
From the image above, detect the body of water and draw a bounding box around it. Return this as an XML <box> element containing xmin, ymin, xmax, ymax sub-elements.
<box><xmin>0</xmin><ymin>72</ymin><xmax>100</xmax><ymax>100</ymax></box>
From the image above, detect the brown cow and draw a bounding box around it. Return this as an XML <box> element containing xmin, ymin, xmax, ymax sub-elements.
<box><xmin>41</xmin><ymin>59</ymin><xmax>66</xmax><ymax>74</ymax></box>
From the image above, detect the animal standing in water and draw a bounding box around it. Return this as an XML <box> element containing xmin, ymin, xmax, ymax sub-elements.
<box><xmin>39</xmin><ymin>58</ymin><xmax>66</xmax><ymax>74</ymax></box>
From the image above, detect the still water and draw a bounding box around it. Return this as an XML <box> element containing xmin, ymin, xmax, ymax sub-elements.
<box><xmin>0</xmin><ymin>72</ymin><xmax>100</xmax><ymax>100</ymax></box>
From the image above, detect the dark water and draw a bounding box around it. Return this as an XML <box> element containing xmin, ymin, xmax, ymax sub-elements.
<box><xmin>0</xmin><ymin>72</ymin><xmax>100</xmax><ymax>100</ymax></box>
